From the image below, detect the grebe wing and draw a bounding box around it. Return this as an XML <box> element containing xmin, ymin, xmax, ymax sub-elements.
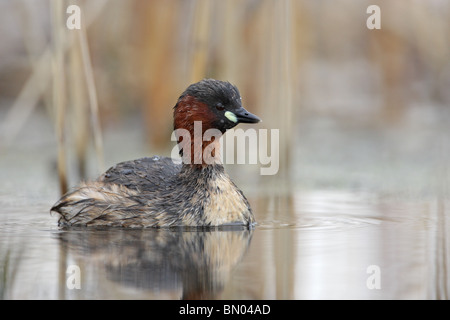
<box><xmin>98</xmin><ymin>156</ymin><xmax>181</xmax><ymax>192</ymax></box>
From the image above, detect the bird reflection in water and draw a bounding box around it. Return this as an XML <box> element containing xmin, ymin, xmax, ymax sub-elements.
<box><xmin>57</xmin><ymin>226</ymin><xmax>253</xmax><ymax>299</ymax></box>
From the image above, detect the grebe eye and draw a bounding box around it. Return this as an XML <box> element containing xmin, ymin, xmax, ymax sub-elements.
<box><xmin>216</xmin><ymin>104</ymin><xmax>225</xmax><ymax>111</ymax></box>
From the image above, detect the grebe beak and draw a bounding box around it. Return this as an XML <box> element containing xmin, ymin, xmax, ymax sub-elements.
<box><xmin>232</xmin><ymin>107</ymin><xmax>261</xmax><ymax>124</ymax></box>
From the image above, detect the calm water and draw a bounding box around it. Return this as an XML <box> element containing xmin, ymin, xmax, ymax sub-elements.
<box><xmin>1</xmin><ymin>111</ymin><xmax>449</xmax><ymax>299</ymax></box>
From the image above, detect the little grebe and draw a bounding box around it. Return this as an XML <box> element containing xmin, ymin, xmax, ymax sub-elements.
<box><xmin>51</xmin><ymin>79</ymin><xmax>261</xmax><ymax>228</ymax></box>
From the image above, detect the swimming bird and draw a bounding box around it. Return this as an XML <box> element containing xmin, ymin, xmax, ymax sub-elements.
<box><xmin>51</xmin><ymin>79</ymin><xmax>261</xmax><ymax>228</ymax></box>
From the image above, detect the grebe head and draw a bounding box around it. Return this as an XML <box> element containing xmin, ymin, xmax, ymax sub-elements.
<box><xmin>173</xmin><ymin>79</ymin><xmax>261</xmax><ymax>166</ymax></box>
<box><xmin>174</xmin><ymin>79</ymin><xmax>260</xmax><ymax>133</ymax></box>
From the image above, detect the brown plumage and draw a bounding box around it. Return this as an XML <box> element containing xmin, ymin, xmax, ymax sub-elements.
<box><xmin>51</xmin><ymin>79</ymin><xmax>261</xmax><ymax>228</ymax></box>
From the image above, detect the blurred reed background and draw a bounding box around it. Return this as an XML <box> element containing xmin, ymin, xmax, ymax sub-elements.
<box><xmin>0</xmin><ymin>0</ymin><xmax>449</xmax><ymax>195</ymax></box>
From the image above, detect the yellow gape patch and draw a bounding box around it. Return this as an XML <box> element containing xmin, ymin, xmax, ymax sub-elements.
<box><xmin>224</xmin><ymin>111</ymin><xmax>238</xmax><ymax>123</ymax></box>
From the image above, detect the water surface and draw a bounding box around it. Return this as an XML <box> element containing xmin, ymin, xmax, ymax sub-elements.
<box><xmin>1</xmin><ymin>112</ymin><xmax>449</xmax><ymax>299</ymax></box>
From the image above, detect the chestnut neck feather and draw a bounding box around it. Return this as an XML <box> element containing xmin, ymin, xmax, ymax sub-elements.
<box><xmin>174</xmin><ymin>95</ymin><xmax>222</xmax><ymax>167</ymax></box>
